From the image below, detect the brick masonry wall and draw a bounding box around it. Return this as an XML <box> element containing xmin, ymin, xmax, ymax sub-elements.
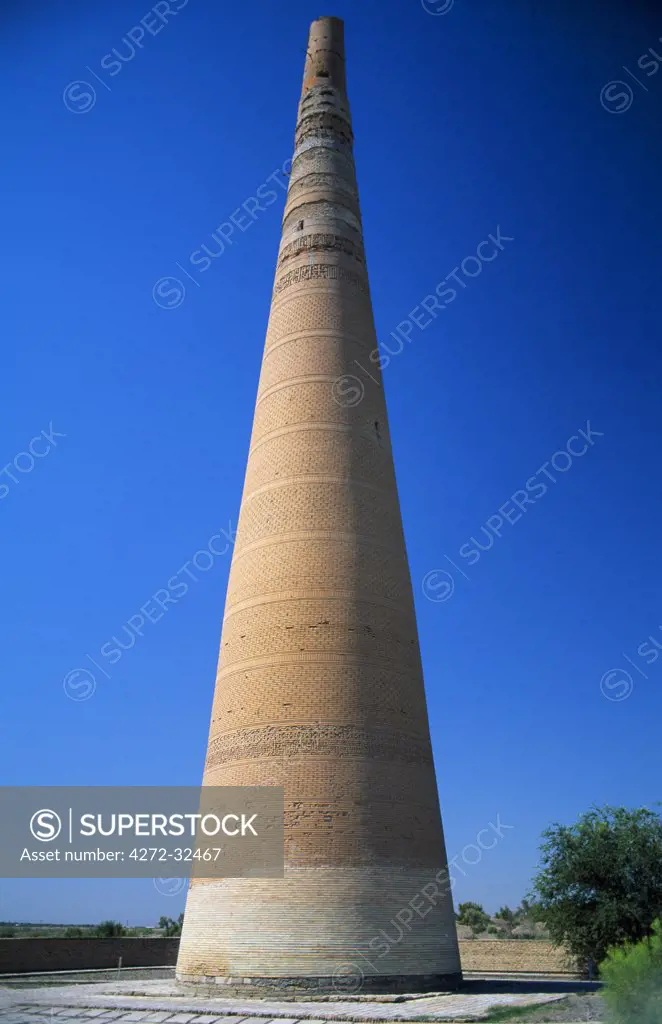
<box><xmin>458</xmin><ymin>940</ymin><xmax>576</xmax><ymax>974</ymax></box>
<box><xmin>0</xmin><ymin>938</ymin><xmax>179</xmax><ymax>975</ymax></box>
<box><xmin>0</xmin><ymin>938</ymin><xmax>576</xmax><ymax>976</ymax></box>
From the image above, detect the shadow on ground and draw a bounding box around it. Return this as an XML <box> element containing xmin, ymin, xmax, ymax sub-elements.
<box><xmin>462</xmin><ymin>978</ymin><xmax>602</xmax><ymax>995</ymax></box>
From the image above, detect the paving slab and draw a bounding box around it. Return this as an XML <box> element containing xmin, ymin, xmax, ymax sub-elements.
<box><xmin>0</xmin><ymin>979</ymin><xmax>568</xmax><ymax>1023</ymax></box>
<box><xmin>183</xmin><ymin>1018</ymin><xmax>224</xmax><ymax>1023</ymax></box>
<box><xmin>239</xmin><ymin>1019</ymin><xmax>282</xmax><ymax>1024</ymax></box>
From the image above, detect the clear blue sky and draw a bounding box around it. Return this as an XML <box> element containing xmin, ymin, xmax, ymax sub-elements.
<box><xmin>2</xmin><ymin>0</ymin><xmax>662</xmax><ymax>925</ymax></box>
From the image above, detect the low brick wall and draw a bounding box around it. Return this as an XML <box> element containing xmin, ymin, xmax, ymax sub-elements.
<box><xmin>0</xmin><ymin>938</ymin><xmax>179</xmax><ymax>975</ymax></box>
<box><xmin>0</xmin><ymin>937</ymin><xmax>575</xmax><ymax>977</ymax></box>
<box><xmin>459</xmin><ymin>939</ymin><xmax>575</xmax><ymax>974</ymax></box>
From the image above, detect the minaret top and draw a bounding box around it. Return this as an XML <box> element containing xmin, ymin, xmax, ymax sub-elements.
<box><xmin>301</xmin><ymin>16</ymin><xmax>346</xmax><ymax>96</ymax></box>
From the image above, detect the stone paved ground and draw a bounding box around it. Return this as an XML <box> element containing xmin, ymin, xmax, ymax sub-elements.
<box><xmin>0</xmin><ymin>979</ymin><xmax>570</xmax><ymax>1023</ymax></box>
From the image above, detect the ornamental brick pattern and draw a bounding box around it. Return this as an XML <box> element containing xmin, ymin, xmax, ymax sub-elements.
<box><xmin>176</xmin><ymin>16</ymin><xmax>461</xmax><ymax>993</ymax></box>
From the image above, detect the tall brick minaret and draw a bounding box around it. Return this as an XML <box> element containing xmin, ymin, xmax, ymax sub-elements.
<box><xmin>176</xmin><ymin>16</ymin><xmax>461</xmax><ymax>993</ymax></box>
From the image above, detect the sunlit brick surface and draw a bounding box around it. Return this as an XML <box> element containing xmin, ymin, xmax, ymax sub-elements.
<box><xmin>177</xmin><ymin>15</ymin><xmax>461</xmax><ymax>991</ymax></box>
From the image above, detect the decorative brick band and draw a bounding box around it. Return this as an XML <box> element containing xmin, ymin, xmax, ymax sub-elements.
<box><xmin>292</xmin><ymin>135</ymin><xmax>353</xmax><ymax>160</ymax></box>
<box><xmin>294</xmin><ymin>128</ymin><xmax>353</xmax><ymax>151</ymax></box>
<box><xmin>206</xmin><ymin>723</ymin><xmax>432</xmax><ymax>768</ymax></box>
<box><xmin>279</xmin><ymin>233</ymin><xmax>364</xmax><ymax>265</ymax></box>
<box><xmin>286</xmin><ymin>171</ymin><xmax>358</xmax><ymax>201</ymax></box>
<box><xmin>274</xmin><ymin>263</ymin><xmax>368</xmax><ymax>295</ymax></box>
<box><xmin>296</xmin><ymin>113</ymin><xmax>353</xmax><ymax>146</ymax></box>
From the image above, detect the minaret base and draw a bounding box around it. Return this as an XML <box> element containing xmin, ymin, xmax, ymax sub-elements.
<box><xmin>174</xmin><ymin>973</ymin><xmax>463</xmax><ymax>997</ymax></box>
<box><xmin>176</xmin><ymin>869</ymin><xmax>462</xmax><ymax>996</ymax></box>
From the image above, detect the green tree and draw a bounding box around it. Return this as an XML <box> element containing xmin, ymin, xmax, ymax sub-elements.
<box><xmin>62</xmin><ymin>926</ymin><xmax>84</xmax><ymax>938</ymax></box>
<box><xmin>456</xmin><ymin>901</ymin><xmax>491</xmax><ymax>937</ymax></box>
<box><xmin>529</xmin><ymin>805</ymin><xmax>662</xmax><ymax>970</ymax></box>
<box><xmin>95</xmin><ymin>920</ymin><xmax>126</xmax><ymax>938</ymax></box>
<box><xmin>158</xmin><ymin>915</ymin><xmax>182</xmax><ymax>937</ymax></box>
<box><xmin>456</xmin><ymin>901</ymin><xmax>483</xmax><ymax>919</ymax></box>
<box><xmin>601</xmin><ymin>919</ymin><xmax>662</xmax><ymax>1022</ymax></box>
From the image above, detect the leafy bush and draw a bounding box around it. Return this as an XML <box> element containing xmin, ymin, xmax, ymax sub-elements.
<box><xmin>158</xmin><ymin>914</ymin><xmax>184</xmax><ymax>937</ymax></box>
<box><xmin>62</xmin><ymin>926</ymin><xmax>84</xmax><ymax>938</ymax></box>
<box><xmin>601</xmin><ymin>919</ymin><xmax>662</xmax><ymax>1022</ymax></box>
<box><xmin>456</xmin><ymin>902</ymin><xmax>491</xmax><ymax>936</ymax></box>
<box><xmin>95</xmin><ymin>920</ymin><xmax>126</xmax><ymax>937</ymax></box>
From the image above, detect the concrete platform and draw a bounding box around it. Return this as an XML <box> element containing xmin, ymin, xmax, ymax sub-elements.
<box><xmin>0</xmin><ymin>978</ymin><xmax>569</xmax><ymax>1023</ymax></box>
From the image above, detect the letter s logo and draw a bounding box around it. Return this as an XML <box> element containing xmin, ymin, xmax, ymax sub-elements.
<box><xmin>30</xmin><ymin>809</ymin><xmax>62</xmax><ymax>842</ymax></box>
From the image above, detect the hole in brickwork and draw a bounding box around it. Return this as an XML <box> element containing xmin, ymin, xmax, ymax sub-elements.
<box><xmin>282</xmin><ymin>199</ymin><xmax>361</xmax><ymax>235</ymax></box>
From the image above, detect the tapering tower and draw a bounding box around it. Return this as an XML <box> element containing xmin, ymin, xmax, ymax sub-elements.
<box><xmin>177</xmin><ymin>16</ymin><xmax>461</xmax><ymax>993</ymax></box>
